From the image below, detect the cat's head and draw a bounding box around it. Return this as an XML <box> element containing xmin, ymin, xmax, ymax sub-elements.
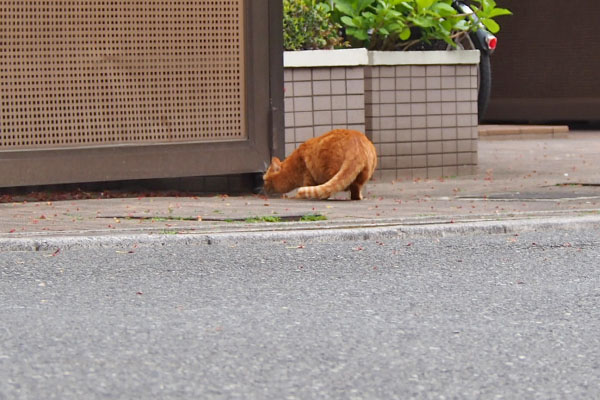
<box><xmin>262</xmin><ymin>157</ymin><xmax>283</xmax><ymax>194</ymax></box>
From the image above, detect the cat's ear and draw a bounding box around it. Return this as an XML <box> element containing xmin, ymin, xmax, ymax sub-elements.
<box><xmin>271</xmin><ymin>157</ymin><xmax>281</xmax><ymax>173</ymax></box>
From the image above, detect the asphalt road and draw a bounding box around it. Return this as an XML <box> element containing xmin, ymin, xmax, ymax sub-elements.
<box><xmin>1</xmin><ymin>229</ymin><xmax>600</xmax><ymax>399</ymax></box>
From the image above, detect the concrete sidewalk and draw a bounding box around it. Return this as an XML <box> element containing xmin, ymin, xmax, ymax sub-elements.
<box><xmin>1</xmin><ymin>131</ymin><xmax>600</xmax><ymax>246</ymax></box>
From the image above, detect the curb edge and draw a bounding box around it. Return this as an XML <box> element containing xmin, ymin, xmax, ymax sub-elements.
<box><xmin>1</xmin><ymin>215</ymin><xmax>599</xmax><ymax>252</ymax></box>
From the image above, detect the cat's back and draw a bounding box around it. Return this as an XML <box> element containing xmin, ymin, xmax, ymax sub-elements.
<box><xmin>301</xmin><ymin>129</ymin><xmax>373</xmax><ymax>154</ymax></box>
<box><xmin>299</xmin><ymin>129</ymin><xmax>376</xmax><ymax>176</ymax></box>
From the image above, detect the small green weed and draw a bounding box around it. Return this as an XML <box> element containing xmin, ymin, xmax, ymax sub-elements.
<box><xmin>300</xmin><ymin>214</ymin><xmax>327</xmax><ymax>221</ymax></box>
<box><xmin>245</xmin><ymin>216</ymin><xmax>282</xmax><ymax>223</ymax></box>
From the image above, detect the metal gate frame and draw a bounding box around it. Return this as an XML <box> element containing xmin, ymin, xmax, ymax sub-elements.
<box><xmin>0</xmin><ymin>0</ymin><xmax>284</xmax><ymax>188</ymax></box>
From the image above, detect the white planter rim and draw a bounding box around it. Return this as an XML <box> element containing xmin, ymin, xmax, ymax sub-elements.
<box><xmin>284</xmin><ymin>49</ymin><xmax>479</xmax><ymax>68</ymax></box>
<box><xmin>284</xmin><ymin>48</ymin><xmax>369</xmax><ymax>68</ymax></box>
<box><xmin>369</xmin><ymin>50</ymin><xmax>479</xmax><ymax>65</ymax></box>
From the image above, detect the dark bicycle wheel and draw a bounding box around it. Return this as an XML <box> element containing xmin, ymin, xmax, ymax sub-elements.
<box><xmin>450</xmin><ymin>32</ymin><xmax>493</xmax><ymax>123</ymax></box>
<box><xmin>476</xmin><ymin>50</ymin><xmax>492</xmax><ymax>122</ymax></box>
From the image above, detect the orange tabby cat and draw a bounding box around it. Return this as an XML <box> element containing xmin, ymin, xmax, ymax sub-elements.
<box><xmin>263</xmin><ymin>129</ymin><xmax>377</xmax><ymax>200</ymax></box>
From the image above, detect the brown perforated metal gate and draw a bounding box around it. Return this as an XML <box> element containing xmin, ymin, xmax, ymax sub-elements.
<box><xmin>0</xmin><ymin>0</ymin><xmax>283</xmax><ymax>187</ymax></box>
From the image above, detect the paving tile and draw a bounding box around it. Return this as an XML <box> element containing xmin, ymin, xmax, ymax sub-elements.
<box><xmin>294</xmin><ymin>97</ymin><xmax>313</xmax><ymax>112</ymax></box>
<box><xmin>346</xmin><ymin>79</ymin><xmax>364</xmax><ymax>94</ymax></box>
<box><xmin>313</xmin><ymin>81</ymin><xmax>332</xmax><ymax>95</ymax></box>
<box><xmin>293</xmin><ymin>68</ymin><xmax>312</xmax><ymax>81</ymax></box>
<box><xmin>395</xmin><ymin>66</ymin><xmax>410</xmax><ymax>77</ymax></box>
<box><xmin>411</xmin><ymin>66</ymin><xmax>426</xmax><ymax>77</ymax></box>
<box><xmin>313</xmin><ymin>96</ymin><xmax>332</xmax><ymax>111</ymax></box>
<box><xmin>312</xmin><ymin>68</ymin><xmax>331</xmax><ymax>81</ymax></box>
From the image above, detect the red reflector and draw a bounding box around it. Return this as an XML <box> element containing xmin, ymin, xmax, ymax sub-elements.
<box><xmin>487</xmin><ymin>37</ymin><xmax>498</xmax><ymax>50</ymax></box>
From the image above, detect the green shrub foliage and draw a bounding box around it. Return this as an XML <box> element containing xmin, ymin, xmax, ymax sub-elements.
<box><xmin>283</xmin><ymin>0</ymin><xmax>348</xmax><ymax>50</ymax></box>
<box><xmin>284</xmin><ymin>0</ymin><xmax>511</xmax><ymax>51</ymax></box>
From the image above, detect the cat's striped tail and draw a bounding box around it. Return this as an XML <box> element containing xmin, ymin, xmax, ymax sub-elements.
<box><xmin>296</xmin><ymin>160</ymin><xmax>363</xmax><ymax>200</ymax></box>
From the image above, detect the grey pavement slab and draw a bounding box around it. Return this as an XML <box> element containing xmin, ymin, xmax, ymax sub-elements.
<box><xmin>1</xmin><ymin>132</ymin><xmax>599</xmax><ymax>242</ymax></box>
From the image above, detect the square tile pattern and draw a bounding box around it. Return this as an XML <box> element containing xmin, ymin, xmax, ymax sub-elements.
<box><xmin>284</xmin><ymin>64</ymin><xmax>478</xmax><ymax>179</ymax></box>
<box><xmin>284</xmin><ymin>67</ymin><xmax>366</xmax><ymax>158</ymax></box>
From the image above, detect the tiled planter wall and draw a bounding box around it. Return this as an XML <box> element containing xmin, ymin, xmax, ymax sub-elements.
<box><xmin>283</xmin><ymin>67</ymin><xmax>366</xmax><ymax>158</ymax></box>
<box><xmin>366</xmin><ymin>63</ymin><xmax>478</xmax><ymax>180</ymax></box>
<box><xmin>283</xmin><ymin>49</ymin><xmax>479</xmax><ymax>180</ymax></box>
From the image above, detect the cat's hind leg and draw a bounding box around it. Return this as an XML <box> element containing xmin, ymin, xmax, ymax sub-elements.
<box><xmin>349</xmin><ymin>184</ymin><xmax>363</xmax><ymax>200</ymax></box>
<box><xmin>348</xmin><ymin>167</ymin><xmax>372</xmax><ymax>200</ymax></box>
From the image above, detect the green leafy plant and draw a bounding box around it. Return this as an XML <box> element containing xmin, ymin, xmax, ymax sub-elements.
<box><xmin>283</xmin><ymin>0</ymin><xmax>349</xmax><ymax>50</ymax></box>
<box><xmin>328</xmin><ymin>0</ymin><xmax>511</xmax><ymax>50</ymax></box>
<box><xmin>470</xmin><ymin>0</ymin><xmax>512</xmax><ymax>34</ymax></box>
